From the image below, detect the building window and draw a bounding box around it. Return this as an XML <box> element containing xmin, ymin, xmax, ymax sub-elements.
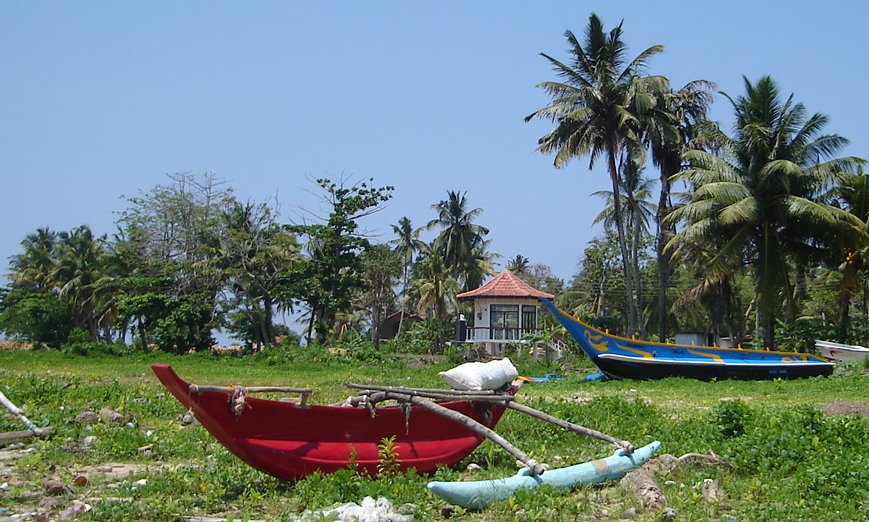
<box><xmin>522</xmin><ymin>305</ymin><xmax>537</xmax><ymax>334</ymax></box>
<box><xmin>490</xmin><ymin>304</ymin><xmax>519</xmax><ymax>340</ymax></box>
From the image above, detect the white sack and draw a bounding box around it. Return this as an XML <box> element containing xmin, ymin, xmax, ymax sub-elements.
<box><xmin>438</xmin><ymin>357</ymin><xmax>519</xmax><ymax>391</ymax></box>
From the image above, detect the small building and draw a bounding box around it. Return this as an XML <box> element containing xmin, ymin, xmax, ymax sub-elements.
<box><xmin>456</xmin><ymin>270</ymin><xmax>555</xmax><ymax>357</ymax></box>
<box><xmin>377</xmin><ymin>310</ymin><xmax>423</xmax><ymax>340</ymax></box>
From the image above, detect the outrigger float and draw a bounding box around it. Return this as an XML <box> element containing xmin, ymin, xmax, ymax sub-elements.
<box><xmin>152</xmin><ymin>364</ymin><xmax>657</xmax><ymax>506</ymax></box>
<box><xmin>427</xmin><ymin>441</ymin><xmax>661</xmax><ymax>509</ymax></box>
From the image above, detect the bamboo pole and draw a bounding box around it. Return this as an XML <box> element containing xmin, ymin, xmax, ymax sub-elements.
<box><xmin>506</xmin><ymin>402</ymin><xmax>633</xmax><ymax>452</ymax></box>
<box><xmin>349</xmin><ymin>390</ymin><xmax>512</xmax><ymax>405</ymax></box>
<box><xmin>376</xmin><ymin>390</ymin><xmax>545</xmax><ymax>475</ymax></box>
<box><xmin>347</xmin><ymin>384</ymin><xmax>513</xmax><ymax>403</ymax></box>
<box><xmin>348</xmin><ymin>383</ymin><xmax>501</xmax><ymax>396</ymax></box>
<box><xmin>0</xmin><ymin>428</ymin><xmax>52</xmax><ymax>446</ymax></box>
<box><xmin>0</xmin><ymin>390</ymin><xmax>47</xmax><ymax>436</ymax></box>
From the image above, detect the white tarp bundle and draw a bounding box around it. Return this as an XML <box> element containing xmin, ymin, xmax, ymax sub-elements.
<box><xmin>294</xmin><ymin>496</ymin><xmax>413</xmax><ymax>522</ymax></box>
<box><xmin>438</xmin><ymin>358</ymin><xmax>518</xmax><ymax>391</ymax></box>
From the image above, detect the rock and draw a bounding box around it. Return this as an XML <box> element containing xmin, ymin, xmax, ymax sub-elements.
<box><xmin>702</xmin><ymin>478</ymin><xmax>725</xmax><ymax>503</ymax></box>
<box><xmin>99</xmin><ymin>408</ymin><xmax>124</xmax><ymax>423</ymax></box>
<box><xmin>43</xmin><ymin>479</ymin><xmax>68</xmax><ymax>495</ymax></box>
<box><xmin>623</xmin><ymin>507</ymin><xmax>637</xmax><ymax>518</ymax></box>
<box><xmin>177</xmin><ymin>410</ymin><xmax>195</xmax><ymax>425</ymax></box>
<box><xmin>137</xmin><ymin>444</ymin><xmax>153</xmax><ymax>457</ymax></box>
<box><xmin>466</xmin><ymin>463</ymin><xmax>481</xmax><ymax>472</ymax></box>
<box><xmin>73</xmin><ymin>475</ymin><xmax>88</xmax><ymax>487</ymax></box>
<box><xmin>40</xmin><ymin>496</ymin><xmax>64</xmax><ymax>510</ymax></box>
<box><xmin>73</xmin><ymin>412</ymin><xmax>98</xmax><ymax>424</ymax></box>
<box><xmin>82</xmin><ymin>436</ymin><xmax>97</xmax><ymax>448</ymax></box>
<box><xmin>59</xmin><ymin>500</ymin><xmax>91</xmax><ymax>520</ymax></box>
<box><xmin>663</xmin><ymin>508</ymin><xmax>677</xmax><ymax>520</ymax></box>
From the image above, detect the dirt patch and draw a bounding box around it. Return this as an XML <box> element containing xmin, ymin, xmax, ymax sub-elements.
<box><xmin>823</xmin><ymin>401</ymin><xmax>869</xmax><ymax>418</ymax></box>
<box><xmin>0</xmin><ymin>340</ymin><xmax>32</xmax><ymax>350</ymax></box>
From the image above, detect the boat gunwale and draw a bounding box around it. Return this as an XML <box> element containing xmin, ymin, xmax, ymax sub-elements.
<box><xmin>542</xmin><ymin>299</ymin><xmax>829</xmax><ymax>362</ymax></box>
<box><xmin>597</xmin><ymin>353</ymin><xmax>833</xmax><ymax>367</ymax></box>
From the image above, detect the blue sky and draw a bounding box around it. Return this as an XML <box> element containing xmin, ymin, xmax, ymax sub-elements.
<box><xmin>2</xmin><ymin>1</ymin><xmax>867</xmax><ymax>287</ymax></box>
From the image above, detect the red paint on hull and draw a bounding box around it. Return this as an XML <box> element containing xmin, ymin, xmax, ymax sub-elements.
<box><xmin>151</xmin><ymin>364</ymin><xmax>506</xmax><ymax>480</ymax></box>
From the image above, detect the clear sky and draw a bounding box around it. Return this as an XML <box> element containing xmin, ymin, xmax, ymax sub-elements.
<box><xmin>2</xmin><ymin>1</ymin><xmax>867</xmax><ymax>286</ymax></box>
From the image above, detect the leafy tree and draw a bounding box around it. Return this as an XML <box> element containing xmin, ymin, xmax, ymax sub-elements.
<box><xmin>520</xmin><ymin>263</ymin><xmax>565</xmax><ymax>297</ymax></box>
<box><xmin>357</xmin><ymin>244</ymin><xmax>401</xmax><ymax>347</ymax></box>
<box><xmin>561</xmin><ymin>232</ymin><xmax>624</xmax><ymax>324</ymax></box>
<box><xmin>116</xmin><ymin>172</ymin><xmax>234</xmax><ymax>351</ymax></box>
<box><xmin>219</xmin><ymin>200</ymin><xmax>301</xmax><ymax>349</ymax></box>
<box><xmin>668</xmin><ymin>76</ymin><xmax>863</xmax><ymax>348</ymax></box>
<box><xmin>0</xmin><ymin>287</ymin><xmax>73</xmax><ymax>346</ymax></box>
<box><xmin>525</xmin><ymin>13</ymin><xmax>667</xmax><ymax>336</ymax></box>
<box><xmin>287</xmin><ymin>177</ymin><xmax>393</xmax><ymax>345</ymax></box>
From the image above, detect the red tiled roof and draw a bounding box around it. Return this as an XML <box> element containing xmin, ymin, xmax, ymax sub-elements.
<box><xmin>456</xmin><ymin>269</ymin><xmax>555</xmax><ymax>300</ymax></box>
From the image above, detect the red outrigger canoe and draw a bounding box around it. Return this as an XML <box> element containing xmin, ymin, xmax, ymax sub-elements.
<box><xmin>151</xmin><ymin>364</ymin><xmax>508</xmax><ymax>480</ymax></box>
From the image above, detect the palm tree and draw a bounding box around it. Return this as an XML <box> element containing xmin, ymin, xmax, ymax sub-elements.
<box><xmin>592</xmin><ymin>162</ymin><xmax>656</xmax><ymax>334</ymax></box>
<box><xmin>389</xmin><ymin>217</ymin><xmax>423</xmax><ymax>336</ymax></box>
<box><xmin>410</xmin><ymin>243</ymin><xmax>459</xmax><ymax>352</ymax></box>
<box><xmin>525</xmin><ymin>13</ymin><xmax>667</xmax><ymax>335</ymax></box>
<box><xmin>667</xmin><ymin>76</ymin><xmax>863</xmax><ymax>348</ymax></box>
<box><xmin>427</xmin><ymin>191</ymin><xmax>490</xmax><ymax>291</ymax></box>
<box><xmin>643</xmin><ymin>80</ymin><xmax>716</xmax><ymax>341</ymax></box>
<box><xmin>506</xmin><ymin>255</ymin><xmax>531</xmax><ymax>275</ymax></box>
<box><xmin>52</xmin><ymin>226</ymin><xmax>109</xmax><ymax>339</ymax></box>
<box><xmin>9</xmin><ymin>227</ymin><xmax>58</xmax><ymax>293</ymax></box>
<box><xmin>826</xmin><ymin>168</ymin><xmax>869</xmax><ymax>340</ymax></box>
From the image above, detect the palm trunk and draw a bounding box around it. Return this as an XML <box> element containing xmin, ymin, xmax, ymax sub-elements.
<box><xmin>607</xmin><ymin>145</ymin><xmax>638</xmax><ymax>335</ymax></box>
<box><xmin>656</xmin><ymin>166</ymin><xmax>674</xmax><ymax>342</ymax></box>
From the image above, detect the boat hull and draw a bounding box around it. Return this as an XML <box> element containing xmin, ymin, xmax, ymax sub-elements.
<box><xmin>816</xmin><ymin>341</ymin><xmax>869</xmax><ymax>362</ymax></box>
<box><xmin>427</xmin><ymin>441</ymin><xmax>661</xmax><ymax>509</ymax></box>
<box><xmin>540</xmin><ymin>300</ymin><xmax>833</xmax><ymax>380</ymax></box>
<box><xmin>151</xmin><ymin>364</ymin><xmax>506</xmax><ymax>480</ymax></box>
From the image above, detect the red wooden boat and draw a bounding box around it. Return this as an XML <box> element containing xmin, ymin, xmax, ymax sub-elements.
<box><xmin>151</xmin><ymin>364</ymin><xmax>508</xmax><ymax>480</ymax></box>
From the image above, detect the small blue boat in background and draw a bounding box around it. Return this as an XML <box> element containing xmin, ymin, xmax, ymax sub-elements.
<box><xmin>540</xmin><ymin>299</ymin><xmax>833</xmax><ymax>380</ymax></box>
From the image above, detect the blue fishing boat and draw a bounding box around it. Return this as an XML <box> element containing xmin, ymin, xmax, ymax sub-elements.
<box><xmin>540</xmin><ymin>300</ymin><xmax>833</xmax><ymax>380</ymax></box>
<box><xmin>427</xmin><ymin>441</ymin><xmax>661</xmax><ymax>509</ymax></box>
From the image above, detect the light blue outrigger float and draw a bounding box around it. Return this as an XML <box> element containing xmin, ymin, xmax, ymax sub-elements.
<box><xmin>427</xmin><ymin>440</ymin><xmax>661</xmax><ymax>509</ymax></box>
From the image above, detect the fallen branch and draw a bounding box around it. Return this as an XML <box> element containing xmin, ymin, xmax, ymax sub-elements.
<box><xmin>620</xmin><ymin>451</ymin><xmax>734</xmax><ymax>512</ymax></box>
<box><xmin>672</xmin><ymin>452</ymin><xmax>735</xmax><ymax>472</ymax></box>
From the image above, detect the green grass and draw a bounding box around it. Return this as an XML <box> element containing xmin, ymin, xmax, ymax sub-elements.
<box><xmin>0</xmin><ymin>347</ymin><xmax>867</xmax><ymax>521</ymax></box>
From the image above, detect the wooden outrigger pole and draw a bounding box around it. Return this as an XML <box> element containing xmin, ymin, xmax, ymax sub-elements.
<box><xmin>0</xmin><ymin>390</ymin><xmax>51</xmax><ymax>446</ymax></box>
<box><xmin>348</xmin><ymin>382</ymin><xmax>634</xmax><ymax>475</ymax></box>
